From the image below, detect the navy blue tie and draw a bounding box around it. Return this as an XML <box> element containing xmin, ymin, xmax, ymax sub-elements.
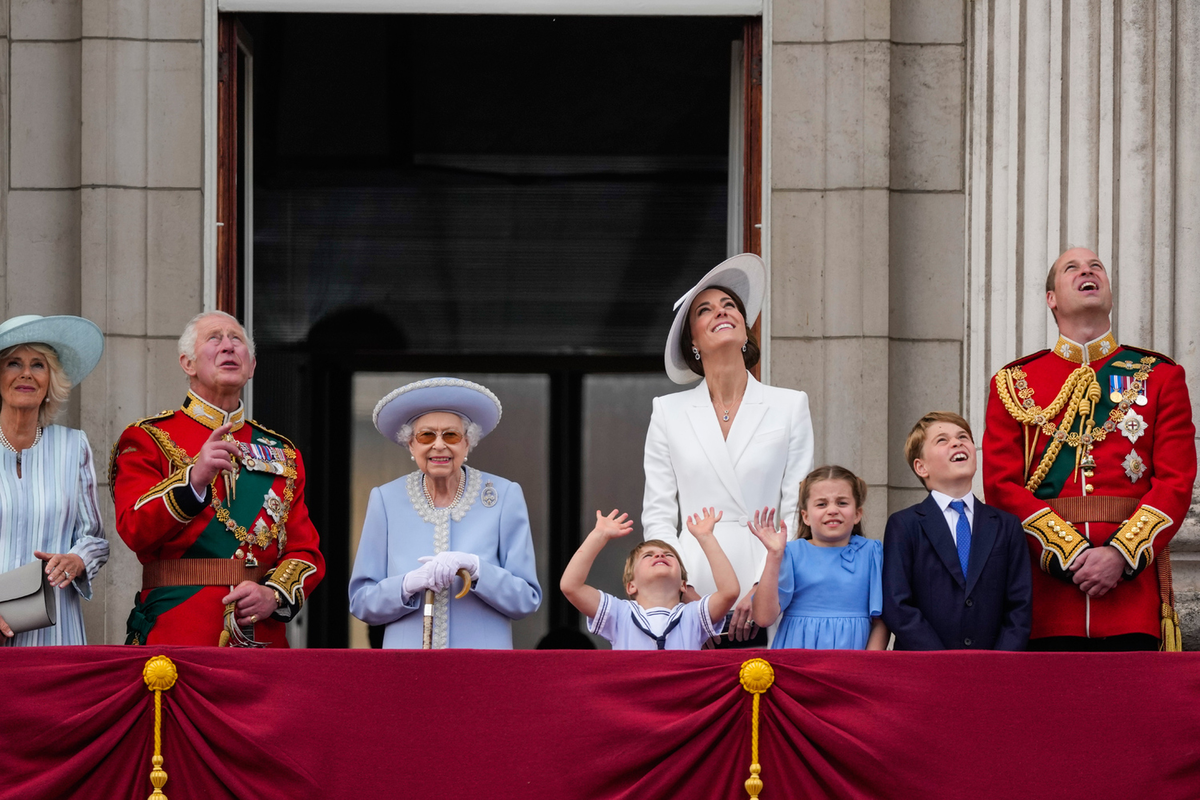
<box><xmin>950</xmin><ymin>499</ymin><xmax>971</xmax><ymax>579</ymax></box>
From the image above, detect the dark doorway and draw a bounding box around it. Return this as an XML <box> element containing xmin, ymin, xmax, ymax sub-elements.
<box><xmin>238</xmin><ymin>13</ymin><xmax>748</xmax><ymax>647</ymax></box>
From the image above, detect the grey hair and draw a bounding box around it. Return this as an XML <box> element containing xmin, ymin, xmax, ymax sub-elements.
<box><xmin>178</xmin><ymin>310</ymin><xmax>256</xmax><ymax>361</ymax></box>
<box><xmin>398</xmin><ymin>413</ymin><xmax>483</xmax><ymax>453</ymax></box>
<box><xmin>0</xmin><ymin>343</ymin><xmax>72</xmax><ymax>426</ymax></box>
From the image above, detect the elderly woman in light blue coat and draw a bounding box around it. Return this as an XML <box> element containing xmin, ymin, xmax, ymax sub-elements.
<box><xmin>349</xmin><ymin>378</ymin><xmax>541</xmax><ymax>648</ymax></box>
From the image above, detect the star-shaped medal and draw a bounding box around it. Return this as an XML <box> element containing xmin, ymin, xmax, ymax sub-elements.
<box><xmin>1119</xmin><ymin>409</ymin><xmax>1146</xmax><ymax>443</ymax></box>
<box><xmin>1122</xmin><ymin>449</ymin><xmax>1147</xmax><ymax>483</ymax></box>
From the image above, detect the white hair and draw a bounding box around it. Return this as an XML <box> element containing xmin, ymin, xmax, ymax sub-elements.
<box><xmin>178</xmin><ymin>310</ymin><xmax>256</xmax><ymax>361</ymax></box>
<box><xmin>398</xmin><ymin>413</ymin><xmax>483</xmax><ymax>453</ymax></box>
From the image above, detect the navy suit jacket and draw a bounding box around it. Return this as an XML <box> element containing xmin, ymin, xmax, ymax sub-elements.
<box><xmin>882</xmin><ymin>494</ymin><xmax>1032</xmax><ymax>650</ymax></box>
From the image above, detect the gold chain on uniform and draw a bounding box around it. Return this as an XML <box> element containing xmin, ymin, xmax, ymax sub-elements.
<box><xmin>995</xmin><ymin>356</ymin><xmax>1155</xmax><ymax>491</ymax></box>
<box><xmin>142</xmin><ymin>422</ymin><xmax>296</xmax><ymax>549</ymax></box>
<box><xmin>210</xmin><ymin>452</ymin><xmax>296</xmax><ymax>549</ymax></box>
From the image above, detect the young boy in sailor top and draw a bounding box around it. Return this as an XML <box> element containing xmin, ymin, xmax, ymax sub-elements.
<box><xmin>560</xmin><ymin>508</ymin><xmax>740</xmax><ymax>649</ymax></box>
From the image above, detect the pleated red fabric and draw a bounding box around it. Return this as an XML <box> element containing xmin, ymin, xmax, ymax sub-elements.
<box><xmin>1</xmin><ymin>647</ymin><xmax>1198</xmax><ymax>800</ymax></box>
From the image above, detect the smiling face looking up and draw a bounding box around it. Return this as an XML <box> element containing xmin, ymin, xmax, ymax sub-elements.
<box><xmin>688</xmin><ymin>287</ymin><xmax>746</xmax><ymax>357</ymax></box>
<box><xmin>1046</xmin><ymin>247</ymin><xmax>1113</xmax><ymax>324</ymax></box>
<box><xmin>913</xmin><ymin>421</ymin><xmax>977</xmax><ymax>496</ymax></box>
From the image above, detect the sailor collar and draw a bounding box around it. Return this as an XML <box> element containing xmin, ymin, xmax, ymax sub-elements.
<box><xmin>182</xmin><ymin>390</ymin><xmax>246</xmax><ymax>432</ymax></box>
<box><xmin>1052</xmin><ymin>330</ymin><xmax>1118</xmax><ymax>365</ymax></box>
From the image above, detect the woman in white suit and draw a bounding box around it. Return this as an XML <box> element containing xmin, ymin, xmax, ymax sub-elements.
<box><xmin>642</xmin><ymin>254</ymin><xmax>813</xmax><ymax>645</ymax></box>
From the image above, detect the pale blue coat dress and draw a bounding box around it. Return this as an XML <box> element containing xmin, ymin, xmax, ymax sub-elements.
<box><xmin>349</xmin><ymin>467</ymin><xmax>542</xmax><ymax>649</ymax></box>
<box><xmin>0</xmin><ymin>425</ymin><xmax>109</xmax><ymax>646</ymax></box>
<box><xmin>771</xmin><ymin>536</ymin><xmax>883</xmax><ymax>650</ymax></box>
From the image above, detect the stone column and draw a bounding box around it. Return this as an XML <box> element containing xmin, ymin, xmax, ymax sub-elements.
<box><xmin>767</xmin><ymin>0</ymin><xmax>967</xmax><ymax>528</ymax></box>
<box><xmin>966</xmin><ymin>0</ymin><xmax>1200</xmax><ymax>645</ymax></box>
<box><xmin>76</xmin><ymin>0</ymin><xmax>206</xmax><ymax>644</ymax></box>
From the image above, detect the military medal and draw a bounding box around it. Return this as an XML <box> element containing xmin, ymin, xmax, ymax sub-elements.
<box><xmin>1122</xmin><ymin>449</ymin><xmax>1147</xmax><ymax>483</ymax></box>
<box><xmin>1119</xmin><ymin>409</ymin><xmax>1146</xmax><ymax>443</ymax></box>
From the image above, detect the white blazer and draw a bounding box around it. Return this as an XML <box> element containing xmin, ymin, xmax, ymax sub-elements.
<box><xmin>642</xmin><ymin>373</ymin><xmax>814</xmax><ymax>597</ymax></box>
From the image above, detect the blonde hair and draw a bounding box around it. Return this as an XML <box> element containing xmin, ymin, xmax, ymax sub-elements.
<box><xmin>623</xmin><ymin>539</ymin><xmax>687</xmax><ymax>599</ymax></box>
<box><xmin>795</xmin><ymin>465</ymin><xmax>868</xmax><ymax>540</ymax></box>
<box><xmin>0</xmin><ymin>343</ymin><xmax>72</xmax><ymax>426</ymax></box>
<box><xmin>903</xmin><ymin>411</ymin><xmax>974</xmax><ymax>488</ymax></box>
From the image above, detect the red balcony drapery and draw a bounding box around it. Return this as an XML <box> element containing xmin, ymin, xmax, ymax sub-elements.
<box><xmin>1</xmin><ymin>647</ymin><xmax>1197</xmax><ymax>799</ymax></box>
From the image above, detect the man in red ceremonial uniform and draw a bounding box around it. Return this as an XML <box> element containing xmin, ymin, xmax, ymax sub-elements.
<box><xmin>983</xmin><ymin>247</ymin><xmax>1196</xmax><ymax>651</ymax></box>
<box><xmin>111</xmin><ymin>311</ymin><xmax>325</xmax><ymax>646</ymax></box>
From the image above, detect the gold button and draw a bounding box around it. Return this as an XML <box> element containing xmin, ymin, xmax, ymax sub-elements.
<box><xmin>1083</xmin><ymin>470</ymin><xmax>1094</xmax><ymax>477</ymax></box>
<box><xmin>1085</xmin><ymin>484</ymin><xmax>1094</xmax><ymax>493</ymax></box>
<box><xmin>1126</xmin><ymin>532</ymin><xmax>1135</xmax><ymax>539</ymax></box>
<box><xmin>235</xmin><ymin>549</ymin><xmax>244</xmax><ymax>559</ymax></box>
<box><xmin>1140</xmin><ymin>516</ymin><xmax>1150</xmax><ymax>522</ymax></box>
<box><xmin>1065</xmin><ymin>535</ymin><xmax>1073</xmax><ymax>542</ymax></box>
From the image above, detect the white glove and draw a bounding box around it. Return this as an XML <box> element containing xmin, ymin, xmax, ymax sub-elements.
<box><xmin>401</xmin><ymin>562</ymin><xmax>439</xmax><ymax>602</ymax></box>
<box><xmin>432</xmin><ymin>551</ymin><xmax>480</xmax><ymax>580</ymax></box>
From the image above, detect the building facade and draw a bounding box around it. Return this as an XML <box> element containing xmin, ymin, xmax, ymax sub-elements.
<box><xmin>2</xmin><ymin>0</ymin><xmax>1197</xmax><ymax>646</ymax></box>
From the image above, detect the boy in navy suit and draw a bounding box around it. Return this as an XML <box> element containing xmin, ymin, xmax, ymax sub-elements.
<box><xmin>882</xmin><ymin>412</ymin><xmax>1032</xmax><ymax>650</ymax></box>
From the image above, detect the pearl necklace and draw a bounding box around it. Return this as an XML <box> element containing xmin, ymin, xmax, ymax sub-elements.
<box><xmin>422</xmin><ymin>468</ymin><xmax>466</xmax><ymax>509</ymax></box>
<box><xmin>0</xmin><ymin>425</ymin><xmax>42</xmax><ymax>466</ymax></box>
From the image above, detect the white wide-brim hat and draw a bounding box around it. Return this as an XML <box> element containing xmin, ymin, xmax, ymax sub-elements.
<box><xmin>0</xmin><ymin>314</ymin><xmax>104</xmax><ymax>386</ymax></box>
<box><xmin>373</xmin><ymin>377</ymin><xmax>503</xmax><ymax>445</ymax></box>
<box><xmin>664</xmin><ymin>253</ymin><xmax>765</xmax><ymax>384</ymax></box>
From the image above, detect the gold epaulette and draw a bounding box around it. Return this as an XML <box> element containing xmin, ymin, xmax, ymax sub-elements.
<box><xmin>999</xmin><ymin>349</ymin><xmax>1050</xmax><ymax>371</ymax></box>
<box><xmin>1023</xmin><ymin>507</ymin><xmax>1090</xmax><ymax>575</ymax></box>
<box><xmin>1119</xmin><ymin>345</ymin><xmax>1177</xmax><ymax>366</ymax></box>
<box><xmin>247</xmin><ymin>420</ymin><xmax>297</xmax><ymax>451</ymax></box>
<box><xmin>109</xmin><ymin>410</ymin><xmax>178</xmax><ymax>499</ymax></box>
<box><xmin>1108</xmin><ymin>504</ymin><xmax>1173</xmax><ymax>571</ymax></box>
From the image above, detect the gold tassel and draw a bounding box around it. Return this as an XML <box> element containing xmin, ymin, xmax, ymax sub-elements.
<box><xmin>1160</xmin><ymin>603</ymin><xmax>1182</xmax><ymax>652</ymax></box>
<box><xmin>142</xmin><ymin>655</ymin><xmax>178</xmax><ymax>799</ymax></box>
<box><xmin>739</xmin><ymin>658</ymin><xmax>775</xmax><ymax>800</ymax></box>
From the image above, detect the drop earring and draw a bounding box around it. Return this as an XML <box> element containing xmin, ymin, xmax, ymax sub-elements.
<box><xmin>692</xmin><ymin>346</ymin><xmax>700</xmax><ymax>361</ymax></box>
<box><xmin>742</xmin><ymin>341</ymin><xmax>748</xmax><ymax>353</ymax></box>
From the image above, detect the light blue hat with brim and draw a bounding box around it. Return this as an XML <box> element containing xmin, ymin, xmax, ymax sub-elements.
<box><xmin>0</xmin><ymin>315</ymin><xmax>104</xmax><ymax>387</ymax></box>
<box><xmin>373</xmin><ymin>377</ymin><xmax>503</xmax><ymax>445</ymax></box>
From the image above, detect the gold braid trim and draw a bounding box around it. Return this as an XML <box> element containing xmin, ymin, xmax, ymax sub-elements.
<box><xmin>1109</xmin><ymin>504</ymin><xmax>1172</xmax><ymax>570</ymax></box>
<box><xmin>995</xmin><ymin>366</ymin><xmax>1098</xmax><ymax>491</ymax></box>
<box><xmin>265</xmin><ymin>558</ymin><xmax>317</xmax><ymax>608</ymax></box>
<box><xmin>995</xmin><ymin>356</ymin><xmax>1156</xmax><ymax>492</ymax></box>
<box><xmin>1023</xmin><ymin>508</ymin><xmax>1090</xmax><ymax>572</ymax></box>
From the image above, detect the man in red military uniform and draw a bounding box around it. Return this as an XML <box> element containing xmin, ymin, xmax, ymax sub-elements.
<box><xmin>983</xmin><ymin>247</ymin><xmax>1196</xmax><ymax>651</ymax></box>
<box><xmin>111</xmin><ymin>311</ymin><xmax>324</xmax><ymax>646</ymax></box>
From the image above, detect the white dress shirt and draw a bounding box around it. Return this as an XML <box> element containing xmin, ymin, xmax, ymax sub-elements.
<box><xmin>929</xmin><ymin>490</ymin><xmax>975</xmax><ymax>546</ymax></box>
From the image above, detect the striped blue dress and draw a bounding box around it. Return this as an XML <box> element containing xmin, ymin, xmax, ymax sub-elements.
<box><xmin>0</xmin><ymin>425</ymin><xmax>108</xmax><ymax>646</ymax></box>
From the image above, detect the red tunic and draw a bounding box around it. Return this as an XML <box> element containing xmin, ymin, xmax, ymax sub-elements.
<box><xmin>110</xmin><ymin>392</ymin><xmax>325</xmax><ymax>646</ymax></box>
<box><xmin>983</xmin><ymin>332</ymin><xmax>1196</xmax><ymax>641</ymax></box>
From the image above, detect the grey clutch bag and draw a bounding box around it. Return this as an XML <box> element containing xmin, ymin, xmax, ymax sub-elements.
<box><xmin>0</xmin><ymin>561</ymin><xmax>57</xmax><ymax>634</ymax></box>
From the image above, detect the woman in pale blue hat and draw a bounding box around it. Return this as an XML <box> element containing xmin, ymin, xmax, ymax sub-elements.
<box><xmin>349</xmin><ymin>378</ymin><xmax>541</xmax><ymax>648</ymax></box>
<box><xmin>0</xmin><ymin>314</ymin><xmax>108</xmax><ymax>645</ymax></box>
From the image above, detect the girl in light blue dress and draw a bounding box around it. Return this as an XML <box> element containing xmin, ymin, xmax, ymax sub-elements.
<box><xmin>749</xmin><ymin>465</ymin><xmax>888</xmax><ymax>650</ymax></box>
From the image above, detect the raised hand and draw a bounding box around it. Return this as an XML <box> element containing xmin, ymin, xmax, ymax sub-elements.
<box><xmin>685</xmin><ymin>507</ymin><xmax>723</xmax><ymax>539</ymax></box>
<box><xmin>190</xmin><ymin>423</ymin><xmax>239</xmax><ymax>492</ymax></box>
<box><xmin>747</xmin><ymin>506</ymin><xmax>787</xmax><ymax>555</ymax></box>
<box><xmin>592</xmin><ymin>509</ymin><xmax>634</xmax><ymax>541</ymax></box>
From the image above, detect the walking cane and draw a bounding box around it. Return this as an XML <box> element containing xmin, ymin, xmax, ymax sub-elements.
<box><xmin>422</xmin><ymin>568</ymin><xmax>473</xmax><ymax>649</ymax></box>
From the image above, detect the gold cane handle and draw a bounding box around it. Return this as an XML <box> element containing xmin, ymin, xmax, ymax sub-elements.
<box><xmin>454</xmin><ymin>568</ymin><xmax>472</xmax><ymax>599</ymax></box>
